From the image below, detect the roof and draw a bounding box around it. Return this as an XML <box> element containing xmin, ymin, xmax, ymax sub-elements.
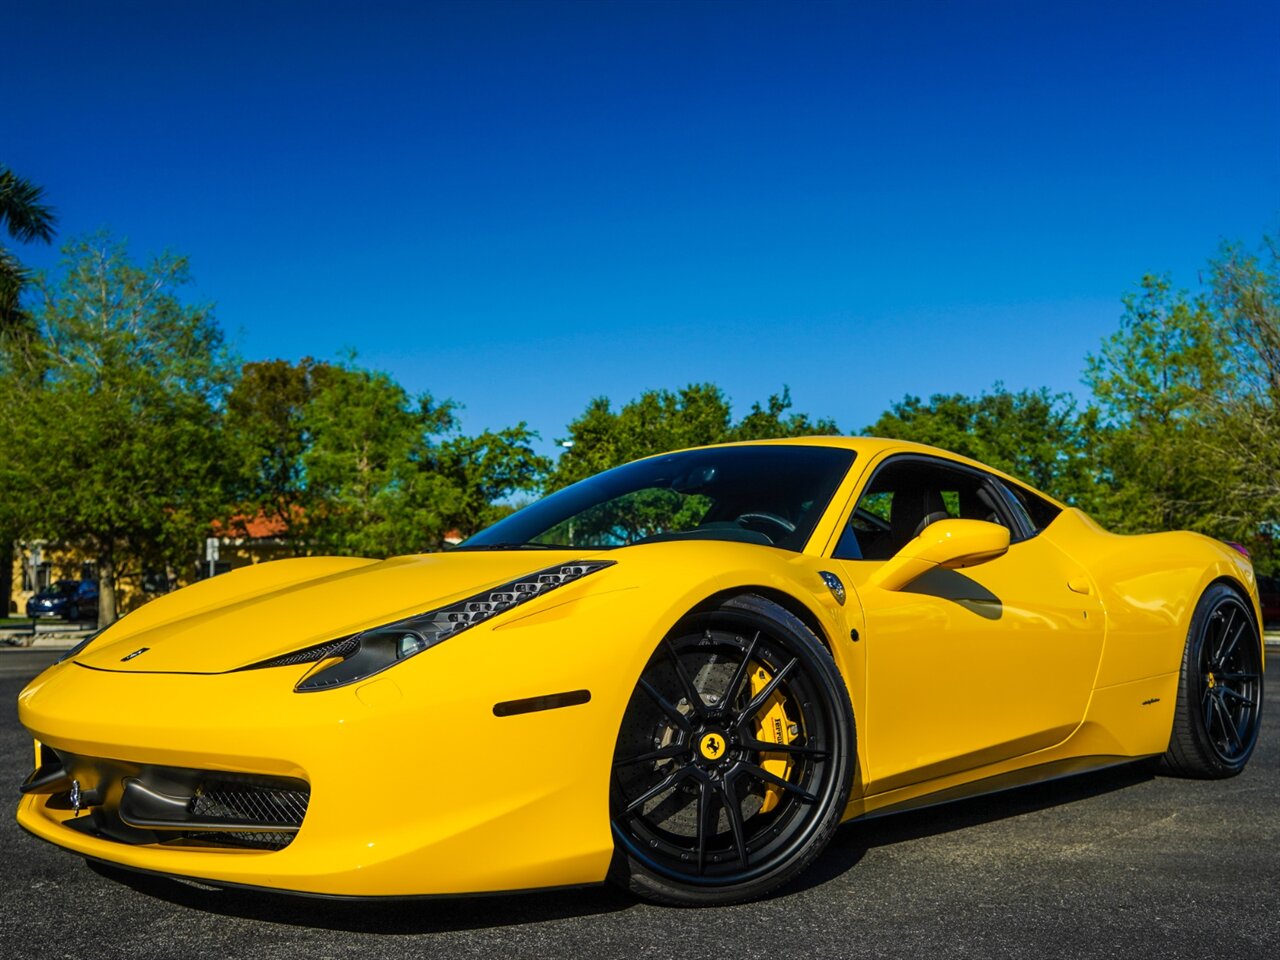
<box><xmin>651</xmin><ymin>436</ymin><xmax>1065</xmax><ymax>507</ymax></box>
<box><xmin>211</xmin><ymin>512</ymin><xmax>291</xmax><ymax>540</ymax></box>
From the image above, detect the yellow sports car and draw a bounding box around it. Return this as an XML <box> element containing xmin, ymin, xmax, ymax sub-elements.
<box><xmin>16</xmin><ymin>438</ymin><xmax>1266</xmax><ymax>905</ymax></box>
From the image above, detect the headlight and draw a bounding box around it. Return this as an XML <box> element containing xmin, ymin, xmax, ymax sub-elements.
<box><xmin>245</xmin><ymin>560</ymin><xmax>616</xmax><ymax>692</ymax></box>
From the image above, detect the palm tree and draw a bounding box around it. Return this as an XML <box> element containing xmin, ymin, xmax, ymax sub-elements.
<box><xmin>0</xmin><ymin>166</ymin><xmax>57</xmax><ymax>336</ymax></box>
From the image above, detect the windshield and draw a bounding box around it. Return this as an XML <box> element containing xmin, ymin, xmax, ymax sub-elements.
<box><xmin>458</xmin><ymin>444</ymin><xmax>855</xmax><ymax>552</ymax></box>
<box><xmin>45</xmin><ymin>581</ymin><xmax>79</xmax><ymax>597</ymax></box>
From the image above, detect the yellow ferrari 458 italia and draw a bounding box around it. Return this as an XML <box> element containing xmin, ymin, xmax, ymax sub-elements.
<box><xmin>16</xmin><ymin>437</ymin><xmax>1265</xmax><ymax>905</ymax></box>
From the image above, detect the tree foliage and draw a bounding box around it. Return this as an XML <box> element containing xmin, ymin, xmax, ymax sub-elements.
<box><xmin>426</xmin><ymin>426</ymin><xmax>552</xmax><ymax>540</ymax></box>
<box><xmin>291</xmin><ymin>363</ymin><xmax>447</xmax><ymax>557</ymax></box>
<box><xmin>0</xmin><ymin>234</ymin><xmax>235</xmax><ymax>624</ymax></box>
<box><xmin>224</xmin><ymin>358</ymin><xmax>322</xmax><ymax>541</ymax></box>
<box><xmin>1203</xmin><ymin>236</ymin><xmax>1280</xmax><ymax>541</ymax></box>
<box><xmin>227</xmin><ymin>359</ymin><xmax>549</xmax><ymax>556</ymax></box>
<box><xmin>0</xmin><ymin>165</ymin><xmax>57</xmax><ymax>339</ymax></box>
<box><xmin>549</xmin><ymin>384</ymin><xmax>838</xmax><ymax>491</ymax></box>
<box><xmin>1084</xmin><ymin>275</ymin><xmax>1234</xmax><ymax>535</ymax></box>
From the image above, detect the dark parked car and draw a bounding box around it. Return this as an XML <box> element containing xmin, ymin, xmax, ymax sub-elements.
<box><xmin>1258</xmin><ymin>575</ymin><xmax>1280</xmax><ymax>629</ymax></box>
<box><xmin>26</xmin><ymin>580</ymin><xmax>98</xmax><ymax>621</ymax></box>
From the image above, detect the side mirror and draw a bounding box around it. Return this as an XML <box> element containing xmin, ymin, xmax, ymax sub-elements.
<box><xmin>869</xmin><ymin>519</ymin><xmax>1010</xmax><ymax>591</ymax></box>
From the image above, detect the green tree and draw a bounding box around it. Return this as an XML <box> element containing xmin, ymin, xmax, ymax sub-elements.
<box><xmin>0</xmin><ymin>166</ymin><xmax>57</xmax><ymax>339</ymax></box>
<box><xmin>427</xmin><ymin>425</ymin><xmax>551</xmax><ymax>540</ymax></box>
<box><xmin>0</xmin><ymin>234</ymin><xmax>236</xmax><ymax>625</ymax></box>
<box><xmin>865</xmin><ymin>384</ymin><xmax>1099</xmax><ymax>509</ymax></box>
<box><xmin>550</xmin><ymin>384</ymin><xmax>733</xmax><ymax>491</ymax></box>
<box><xmin>1174</xmin><ymin>233</ymin><xmax>1280</xmax><ymax>570</ymax></box>
<box><xmin>1083</xmin><ymin>275</ymin><xmax>1229</xmax><ymax>533</ymax></box>
<box><xmin>225</xmin><ymin>357</ymin><xmax>327</xmax><ymax>547</ymax></box>
<box><xmin>730</xmin><ymin>386</ymin><xmax>841</xmax><ymax>442</ymax></box>
<box><xmin>550</xmin><ymin>384</ymin><xmax>837</xmax><ymax>491</ymax></box>
<box><xmin>296</xmin><ymin>363</ymin><xmax>457</xmax><ymax>557</ymax></box>
<box><xmin>225</xmin><ymin>357</ymin><xmax>551</xmax><ymax>555</ymax></box>
<box><xmin>1204</xmin><ymin>235</ymin><xmax>1280</xmax><ymax>540</ymax></box>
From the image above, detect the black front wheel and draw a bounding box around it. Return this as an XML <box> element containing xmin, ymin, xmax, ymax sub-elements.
<box><xmin>608</xmin><ymin>594</ymin><xmax>855</xmax><ymax>905</ymax></box>
<box><xmin>1162</xmin><ymin>583</ymin><xmax>1264</xmax><ymax>778</ymax></box>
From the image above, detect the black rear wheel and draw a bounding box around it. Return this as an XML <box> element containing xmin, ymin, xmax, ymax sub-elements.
<box><xmin>1162</xmin><ymin>583</ymin><xmax>1263</xmax><ymax>778</ymax></box>
<box><xmin>609</xmin><ymin>594</ymin><xmax>854</xmax><ymax>905</ymax></box>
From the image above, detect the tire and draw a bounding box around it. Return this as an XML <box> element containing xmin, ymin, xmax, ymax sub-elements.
<box><xmin>1161</xmin><ymin>583</ymin><xmax>1264</xmax><ymax>778</ymax></box>
<box><xmin>67</xmin><ymin>604</ymin><xmax>79</xmax><ymax>622</ymax></box>
<box><xmin>608</xmin><ymin>594</ymin><xmax>855</xmax><ymax>905</ymax></box>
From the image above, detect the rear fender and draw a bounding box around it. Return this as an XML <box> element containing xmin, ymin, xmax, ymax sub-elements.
<box><xmin>1044</xmin><ymin>511</ymin><xmax>1261</xmax><ymax>688</ymax></box>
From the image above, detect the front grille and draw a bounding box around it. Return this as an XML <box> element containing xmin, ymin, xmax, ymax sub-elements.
<box><xmin>23</xmin><ymin>748</ymin><xmax>311</xmax><ymax>852</ymax></box>
<box><xmin>192</xmin><ymin>778</ymin><xmax>310</xmax><ymax>827</ymax></box>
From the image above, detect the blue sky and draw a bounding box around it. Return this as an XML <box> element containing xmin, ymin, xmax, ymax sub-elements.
<box><xmin>7</xmin><ymin>1</ymin><xmax>1278</xmax><ymax>452</ymax></box>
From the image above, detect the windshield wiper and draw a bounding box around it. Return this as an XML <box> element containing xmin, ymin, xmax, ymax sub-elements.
<box><xmin>450</xmin><ymin>542</ymin><xmax>577</xmax><ymax>551</ymax></box>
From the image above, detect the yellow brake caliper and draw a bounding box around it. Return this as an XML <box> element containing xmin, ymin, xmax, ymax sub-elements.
<box><xmin>749</xmin><ymin>664</ymin><xmax>797</xmax><ymax>813</ymax></box>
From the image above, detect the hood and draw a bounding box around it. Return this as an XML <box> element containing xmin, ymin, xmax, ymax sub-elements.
<box><xmin>75</xmin><ymin>550</ymin><xmax>599</xmax><ymax>675</ymax></box>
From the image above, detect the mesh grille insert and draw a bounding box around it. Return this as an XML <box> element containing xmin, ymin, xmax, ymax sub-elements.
<box><xmin>191</xmin><ymin>779</ymin><xmax>310</xmax><ymax>827</ymax></box>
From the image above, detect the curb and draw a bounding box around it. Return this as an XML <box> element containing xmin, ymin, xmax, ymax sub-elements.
<box><xmin>2</xmin><ymin>633</ymin><xmax>92</xmax><ymax>651</ymax></box>
<box><xmin>27</xmin><ymin>636</ymin><xmax>87</xmax><ymax>650</ymax></box>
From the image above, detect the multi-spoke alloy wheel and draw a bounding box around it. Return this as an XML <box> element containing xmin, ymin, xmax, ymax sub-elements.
<box><xmin>609</xmin><ymin>594</ymin><xmax>854</xmax><ymax>905</ymax></box>
<box><xmin>1163</xmin><ymin>584</ymin><xmax>1264</xmax><ymax>778</ymax></box>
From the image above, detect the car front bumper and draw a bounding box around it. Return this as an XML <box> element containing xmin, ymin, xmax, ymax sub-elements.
<box><xmin>15</xmin><ymin>641</ymin><xmax>622</xmax><ymax>897</ymax></box>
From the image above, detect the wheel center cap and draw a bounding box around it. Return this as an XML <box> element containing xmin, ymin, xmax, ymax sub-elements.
<box><xmin>698</xmin><ymin>731</ymin><xmax>728</xmax><ymax>762</ymax></box>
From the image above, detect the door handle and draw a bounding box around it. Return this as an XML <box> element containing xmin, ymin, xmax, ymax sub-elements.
<box><xmin>1067</xmin><ymin>576</ymin><xmax>1092</xmax><ymax>595</ymax></box>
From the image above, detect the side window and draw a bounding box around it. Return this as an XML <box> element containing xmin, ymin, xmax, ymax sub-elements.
<box><xmin>1002</xmin><ymin>481</ymin><xmax>1062</xmax><ymax>532</ymax></box>
<box><xmin>994</xmin><ymin>482</ymin><xmax>1036</xmax><ymax>535</ymax></box>
<box><xmin>834</xmin><ymin>457</ymin><xmax>1014</xmax><ymax>561</ymax></box>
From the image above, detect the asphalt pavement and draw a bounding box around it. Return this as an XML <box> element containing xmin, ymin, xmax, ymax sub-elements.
<box><xmin>1</xmin><ymin>649</ymin><xmax>1277</xmax><ymax>960</ymax></box>
<box><xmin>0</xmin><ymin>649</ymin><xmax>70</xmax><ymax>679</ymax></box>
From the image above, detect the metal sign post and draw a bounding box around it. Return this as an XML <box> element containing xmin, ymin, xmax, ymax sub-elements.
<box><xmin>205</xmin><ymin>537</ymin><xmax>220</xmax><ymax>579</ymax></box>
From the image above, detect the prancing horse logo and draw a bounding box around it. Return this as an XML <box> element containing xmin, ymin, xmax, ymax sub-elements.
<box><xmin>121</xmin><ymin>647</ymin><xmax>150</xmax><ymax>662</ymax></box>
<box><xmin>699</xmin><ymin>732</ymin><xmax>725</xmax><ymax>760</ymax></box>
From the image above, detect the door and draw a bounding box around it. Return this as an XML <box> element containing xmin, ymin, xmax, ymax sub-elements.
<box><xmin>831</xmin><ymin>455</ymin><xmax>1105</xmax><ymax>792</ymax></box>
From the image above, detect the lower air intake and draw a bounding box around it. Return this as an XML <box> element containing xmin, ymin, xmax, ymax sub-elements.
<box><xmin>22</xmin><ymin>747</ymin><xmax>311</xmax><ymax>852</ymax></box>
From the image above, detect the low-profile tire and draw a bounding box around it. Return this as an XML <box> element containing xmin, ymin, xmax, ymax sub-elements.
<box><xmin>608</xmin><ymin>593</ymin><xmax>855</xmax><ymax>906</ymax></box>
<box><xmin>1161</xmin><ymin>583</ymin><xmax>1264</xmax><ymax>779</ymax></box>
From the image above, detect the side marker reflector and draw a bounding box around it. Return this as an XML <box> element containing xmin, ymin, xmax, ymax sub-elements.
<box><xmin>493</xmin><ymin>689</ymin><xmax>591</xmax><ymax>717</ymax></box>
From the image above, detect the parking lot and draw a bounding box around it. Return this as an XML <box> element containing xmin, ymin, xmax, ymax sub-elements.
<box><xmin>1</xmin><ymin>650</ymin><xmax>1277</xmax><ymax>960</ymax></box>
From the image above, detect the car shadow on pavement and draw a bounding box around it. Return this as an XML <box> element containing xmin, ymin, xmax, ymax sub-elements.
<box><xmin>788</xmin><ymin>759</ymin><xmax>1157</xmax><ymax>895</ymax></box>
<box><xmin>86</xmin><ymin>860</ymin><xmax>635</xmax><ymax>933</ymax></box>
<box><xmin>86</xmin><ymin>761</ymin><xmax>1157</xmax><ymax>931</ymax></box>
